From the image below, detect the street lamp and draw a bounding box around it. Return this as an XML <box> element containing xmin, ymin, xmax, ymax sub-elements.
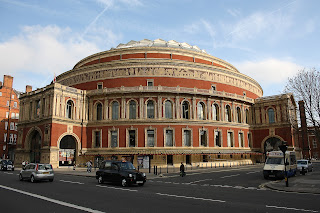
<box><xmin>279</xmin><ymin>141</ymin><xmax>288</xmax><ymax>187</ymax></box>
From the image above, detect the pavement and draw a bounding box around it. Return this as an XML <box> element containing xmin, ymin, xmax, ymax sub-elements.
<box><xmin>52</xmin><ymin>163</ymin><xmax>320</xmax><ymax>194</ymax></box>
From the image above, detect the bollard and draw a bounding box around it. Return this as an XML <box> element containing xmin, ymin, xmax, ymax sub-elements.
<box><xmin>156</xmin><ymin>166</ymin><xmax>158</xmax><ymax>175</ymax></box>
<box><xmin>160</xmin><ymin>167</ymin><xmax>161</xmax><ymax>175</ymax></box>
<box><xmin>223</xmin><ymin>163</ymin><xmax>224</xmax><ymax>168</ymax></box>
<box><xmin>215</xmin><ymin>163</ymin><xmax>216</xmax><ymax>168</ymax></box>
<box><xmin>211</xmin><ymin>163</ymin><xmax>212</xmax><ymax>168</ymax></box>
<box><xmin>154</xmin><ymin>165</ymin><xmax>156</xmax><ymax>174</ymax></box>
<box><xmin>149</xmin><ymin>165</ymin><xmax>151</xmax><ymax>173</ymax></box>
<box><xmin>138</xmin><ymin>166</ymin><xmax>139</xmax><ymax>171</ymax></box>
<box><xmin>167</xmin><ymin>165</ymin><xmax>168</xmax><ymax>173</ymax></box>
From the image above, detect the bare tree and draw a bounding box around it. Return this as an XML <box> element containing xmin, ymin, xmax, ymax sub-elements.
<box><xmin>284</xmin><ymin>68</ymin><xmax>320</xmax><ymax>145</ymax></box>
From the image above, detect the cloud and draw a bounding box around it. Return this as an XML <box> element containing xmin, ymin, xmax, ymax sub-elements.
<box><xmin>96</xmin><ymin>0</ymin><xmax>143</xmax><ymax>8</ymax></box>
<box><xmin>0</xmin><ymin>25</ymin><xmax>120</xmax><ymax>91</ymax></box>
<box><xmin>236</xmin><ymin>58</ymin><xmax>303</xmax><ymax>84</ymax></box>
<box><xmin>227</xmin><ymin>8</ymin><xmax>241</xmax><ymax>17</ymax></box>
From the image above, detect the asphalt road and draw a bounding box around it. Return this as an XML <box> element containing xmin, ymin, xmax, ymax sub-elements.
<box><xmin>0</xmin><ymin>164</ymin><xmax>319</xmax><ymax>213</ymax></box>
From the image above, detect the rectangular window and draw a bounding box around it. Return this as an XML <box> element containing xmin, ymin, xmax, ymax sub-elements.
<box><xmin>97</xmin><ymin>82</ymin><xmax>103</xmax><ymax>89</ymax></box>
<box><xmin>16</xmin><ymin>113</ymin><xmax>19</xmax><ymax>119</ymax></box>
<box><xmin>111</xmin><ymin>131</ymin><xmax>118</xmax><ymax>148</ymax></box>
<box><xmin>0</xmin><ymin>92</ymin><xmax>2</xmax><ymax>96</ymax></box>
<box><xmin>6</xmin><ymin>112</ymin><xmax>9</xmax><ymax>118</ymax></box>
<box><xmin>14</xmin><ymin>102</ymin><xmax>17</xmax><ymax>108</ymax></box>
<box><xmin>9</xmin><ymin>134</ymin><xmax>13</xmax><ymax>143</ymax></box>
<box><xmin>215</xmin><ymin>131</ymin><xmax>221</xmax><ymax>147</ymax></box>
<box><xmin>248</xmin><ymin>133</ymin><xmax>252</xmax><ymax>148</ymax></box>
<box><xmin>4</xmin><ymin>133</ymin><xmax>7</xmax><ymax>142</ymax></box>
<box><xmin>147</xmin><ymin>79</ymin><xmax>154</xmax><ymax>88</ymax></box>
<box><xmin>165</xmin><ymin>130</ymin><xmax>173</xmax><ymax>146</ymax></box>
<box><xmin>238</xmin><ymin>132</ymin><xmax>244</xmax><ymax>147</ymax></box>
<box><xmin>94</xmin><ymin>131</ymin><xmax>101</xmax><ymax>148</ymax></box>
<box><xmin>211</xmin><ymin>85</ymin><xmax>216</xmax><ymax>91</ymax></box>
<box><xmin>14</xmin><ymin>134</ymin><xmax>17</xmax><ymax>144</ymax></box>
<box><xmin>10</xmin><ymin>122</ymin><xmax>14</xmax><ymax>130</ymax></box>
<box><xmin>12</xmin><ymin>95</ymin><xmax>14</xmax><ymax>99</ymax></box>
<box><xmin>200</xmin><ymin>130</ymin><xmax>207</xmax><ymax>146</ymax></box>
<box><xmin>15</xmin><ymin>123</ymin><xmax>18</xmax><ymax>131</ymax></box>
<box><xmin>5</xmin><ymin>122</ymin><xmax>8</xmax><ymax>130</ymax></box>
<box><xmin>129</xmin><ymin>130</ymin><xmax>136</xmax><ymax>147</ymax></box>
<box><xmin>6</xmin><ymin>101</ymin><xmax>9</xmax><ymax>106</ymax></box>
<box><xmin>35</xmin><ymin>100</ymin><xmax>41</xmax><ymax>117</ymax></box>
<box><xmin>184</xmin><ymin>130</ymin><xmax>191</xmax><ymax>147</ymax></box>
<box><xmin>147</xmin><ymin>130</ymin><xmax>155</xmax><ymax>147</ymax></box>
<box><xmin>11</xmin><ymin>113</ymin><xmax>15</xmax><ymax>119</ymax></box>
<box><xmin>227</xmin><ymin>132</ymin><xmax>234</xmax><ymax>147</ymax></box>
<box><xmin>313</xmin><ymin>140</ymin><xmax>318</xmax><ymax>148</ymax></box>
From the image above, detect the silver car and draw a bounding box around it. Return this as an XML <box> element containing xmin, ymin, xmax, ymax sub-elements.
<box><xmin>297</xmin><ymin>159</ymin><xmax>313</xmax><ymax>173</ymax></box>
<box><xmin>19</xmin><ymin>163</ymin><xmax>54</xmax><ymax>182</ymax></box>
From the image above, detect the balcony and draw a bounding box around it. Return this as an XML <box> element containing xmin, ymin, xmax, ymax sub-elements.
<box><xmin>87</xmin><ymin>86</ymin><xmax>254</xmax><ymax>103</ymax></box>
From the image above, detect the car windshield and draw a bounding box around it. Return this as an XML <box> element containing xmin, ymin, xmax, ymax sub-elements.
<box><xmin>38</xmin><ymin>164</ymin><xmax>52</xmax><ymax>170</ymax></box>
<box><xmin>119</xmin><ymin>162</ymin><xmax>135</xmax><ymax>170</ymax></box>
<box><xmin>3</xmin><ymin>160</ymin><xmax>12</xmax><ymax>165</ymax></box>
<box><xmin>266</xmin><ymin>157</ymin><xmax>284</xmax><ymax>165</ymax></box>
<box><xmin>297</xmin><ymin>161</ymin><xmax>307</xmax><ymax>165</ymax></box>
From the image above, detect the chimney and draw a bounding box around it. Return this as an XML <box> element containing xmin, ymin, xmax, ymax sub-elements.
<box><xmin>3</xmin><ymin>75</ymin><xmax>13</xmax><ymax>88</ymax></box>
<box><xmin>26</xmin><ymin>85</ymin><xmax>32</xmax><ymax>93</ymax></box>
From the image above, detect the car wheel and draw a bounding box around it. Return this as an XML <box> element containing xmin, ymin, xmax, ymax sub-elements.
<box><xmin>138</xmin><ymin>183</ymin><xmax>144</xmax><ymax>186</ymax></box>
<box><xmin>98</xmin><ymin>176</ymin><xmax>104</xmax><ymax>184</ymax></box>
<box><xmin>49</xmin><ymin>179</ymin><xmax>53</xmax><ymax>182</ymax></box>
<box><xmin>121</xmin><ymin>178</ymin><xmax>127</xmax><ymax>187</ymax></box>
<box><xmin>12</xmin><ymin>168</ymin><xmax>14</xmax><ymax>171</ymax></box>
<box><xmin>263</xmin><ymin>175</ymin><xmax>268</xmax><ymax>180</ymax></box>
<box><xmin>19</xmin><ymin>174</ymin><xmax>23</xmax><ymax>181</ymax></box>
<box><xmin>30</xmin><ymin>175</ymin><xmax>36</xmax><ymax>183</ymax></box>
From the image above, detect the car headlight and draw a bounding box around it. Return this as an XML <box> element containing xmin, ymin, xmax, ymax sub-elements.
<box><xmin>142</xmin><ymin>173</ymin><xmax>146</xmax><ymax>177</ymax></box>
<box><xmin>128</xmin><ymin>174</ymin><xmax>133</xmax><ymax>177</ymax></box>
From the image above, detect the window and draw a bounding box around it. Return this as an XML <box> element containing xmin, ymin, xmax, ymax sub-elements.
<box><xmin>214</xmin><ymin>130</ymin><xmax>221</xmax><ymax>147</ymax></box>
<box><xmin>15</xmin><ymin>123</ymin><xmax>17</xmax><ymax>131</ymax></box>
<box><xmin>183</xmin><ymin>130</ymin><xmax>191</xmax><ymax>147</ymax></box>
<box><xmin>165</xmin><ymin>100</ymin><xmax>173</xmax><ymax>119</ymax></box>
<box><xmin>9</xmin><ymin>134</ymin><xmax>13</xmax><ymax>144</ymax></box>
<box><xmin>12</xmin><ymin>95</ymin><xmax>14</xmax><ymax>99</ymax></box>
<box><xmin>110</xmin><ymin>130</ymin><xmax>118</xmax><ymax>148</ymax></box>
<box><xmin>129</xmin><ymin>100</ymin><xmax>136</xmax><ymax>119</ymax></box>
<box><xmin>13</xmin><ymin>102</ymin><xmax>17</xmax><ymax>108</ymax></box>
<box><xmin>237</xmin><ymin>107</ymin><xmax>241</xmax><ymax>123</ymax></box>
<box><xmin>212</xmin><ymin>103</ymin><xmax>219</xmax><ymax>121</ymax></box>
<box><xmin>29</xmin><ymin>102</ymin><xmax>32</xmax><ymax>119</ymax></box>
<box><xmin>313</xmin><ymin>140</ymin><xmax>318</xmax><ymax>148</ymax></box>
<box><xmin>0</xmin><ymin>92</ymin><xmax>2</xmax><ymax>96</ymax></box>
<box><xmin>200</xmin><ymin>130</ymin><xmax>207</xmax><ymax>146</ymax></box>
<box><xmin>197</xmin><ymin>102</ymin><xmax>205</xmax><ymax>120</ymax></box>
<box><xmin>182</xmin><ymin>101</ymin><xmax>189</xmax><ymax>119</ymax></box>
<box><xmin>165</xmin><ymin>129</ymin><xmax>173</xmax><ymax>146</ymax></box>
<box><xmin>94</xmin><ymin>131</ymin><xmax>101</xmax><ymax>148</ymax></box>
<box><xmin>243</xmin><ymin>92</ymin><xmax>246</xmax><ymax>96</ymax></box>
<box><xmin>6</xmin><ymin>112</ymin><xmax>9</xmax><ymax>118</ymax></box>
<box><xmin>129</xmin><ymin>130</ymin><xmax>136</xmax><ymax>147</ymax></box>
<box><xmin>6</xmin><ymin>100</ymin><xmax>9</xmax><ymax>106</ymax></box>
<box><xmin>66</xmin><ymin>100</ymin><xmax>73</xmax><ymax>119</ymax></box>
<box><xmin>10</xmin><ymin>122</ymin><xmax>14</xmax><ymax>130</ymax></box>
<box><xmin>147</xmin><ymin>100</ymin><xmax>155</xmax><ymax>119</ymax></box>
<box><xmin>14</xmin><ymin>134</ymin><xmax>17</xmax><ymax>144</ymax></box>
<box><xmin>147</xmin><ymin>79</ymin><xmax>154</xmax><ymax>87</ymax></box>
<box><xmin>268</xmin><ymin>108</ymin><xmax>275</xmax><ymax>123</ymax></box>
<box><xmin>112</xmin><ymin>102</ymin><xmax>119</xmax><ymax>120</ymax></box>
<box><xmin>16</xmin><ymin>113</ymin><xmax>19</xmax><ymax>119</ymax></box>
<box><xmin>35</xmin><ymin>100</ymin><xmax>41</xmax><ymax>117</ymax></box>
<box><xmin>5</xmin><ymin>122</ymin><xmax>8</xmax><ymax>130</ymax></box>
<box><xmin>11</xmin><ymin>113</ymin><xmax>15</xmax><ymax>119</ymax></box>
<box><xmin>225</xmin><ymin>105</ymin><xmax>232</xmax><ymax>122</ymax></box>
<box><xmin>4</xmin><ymin>133</ymin><xmax>7</xmax><ymax>142</ymax></box>
<box><xmin>238</xmin><ymin>132</ymin><xmax>244</xmax><ymax>147</ymax></box>
<box><xmin>97</xmin><ymin>82</ymin><xmax>103</xmax><ymax>89</ymax></box>
<box><xmin>245</xmin><ymin>109</ymin><xmax>249</xmax><ymax>124</ymax></box>
<box><xmin>147</xmin><ymin>130</ymin><xmax>155</xmax><ymax>147</ymax></box>
<box><xmin>211</xmin><ymin>85</ymin><xmax>216</xmax><ymax>91</ymax></box>
<box><xmin>248</xmin><ymin>133</ymin><xmax>252</xmax><ymax>148</ymax></box>
<box><xmin>227</xmin><ymin>132</ymin><xmax>234</xmax><ymax>147</ymax></box>
<box><xmin>96</xmin><ymin>103</ymin><xmax>103</xmax><ymax>120</ymax></box>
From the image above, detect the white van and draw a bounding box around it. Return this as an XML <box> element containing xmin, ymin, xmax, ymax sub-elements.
<box><xmin>263</xmin><ymin>151</ymin><xmax>297</xmax><ymax>179</ymax></box>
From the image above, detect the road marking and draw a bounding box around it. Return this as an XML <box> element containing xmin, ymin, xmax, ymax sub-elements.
<box><xmin>96</xmin><ymin>185</ymin><xmax>138</xmax><ymax>192</ymax></box>
<box><xmin>4</xmin><ymin>172</ymin><xmax>14</xmax><ymax>175</ymax></box>
<box><xmin>246</xmin><ymin>171</ymin><xmax>260</xmax><ymax>174</ymax></box>
<box><xmin>0</xmin><ymin>184</ymin><xmax>104</xmax><ymax>213</ymax></box>
<box><xmin>220</xmin><ymin>174</ymin><xmax>240</xmax><ymax>178</ymax></box>
<box><xmin>188</xmin><ymin>178</ymin><xmax>212</xmax><ymax>184</ymax></box>
<box><xmin>156</xmin><ymin>193</ymin><xmax>226</xmax><ymax>203</ymax></box>
<box><xmin>266</xmin><ymin>205</ymin><xmax>318</xmax><ymax>212</ymax></box>
<box><xmin>60</xmin><ymin>180</ymin><xmax>84</xmax><ymax>185</ymax></box>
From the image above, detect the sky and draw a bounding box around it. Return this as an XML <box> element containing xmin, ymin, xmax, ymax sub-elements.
<box><xmin>0</xmin><ymin>0</ymin><xmax>319</xmax><ymax>96</ymax></box>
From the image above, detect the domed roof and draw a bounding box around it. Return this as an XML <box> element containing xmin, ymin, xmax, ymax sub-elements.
<box><xmin>111</xmin><ymin>39</ymin><xmax>207</xmax><ymax>53</ymax></box>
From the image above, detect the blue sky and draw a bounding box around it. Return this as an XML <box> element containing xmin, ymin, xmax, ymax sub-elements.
<box><xmin>0</xmin><ymin>0</ymin><xmax>319</xmax><ymax>96</ymax></box>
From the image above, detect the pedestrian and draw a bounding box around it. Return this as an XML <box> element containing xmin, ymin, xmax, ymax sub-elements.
<box><xmin>73</xmin><ymin>160</ymin><xmax>76</xmax><ymax>170</ymax></box>
<box><xmin>22</xmin><ymin>160</ymin><xmax>26</xmax><ymax>169</ymax></box>
<box><xmin>180</xmin><ymin>162</ymin><xmax>185</xmax><ymax>177</ymax></box>
<box><xmin>86</xmin><ymin>160</ymin><xmax>92</xmax><ymax>173</ymax></box>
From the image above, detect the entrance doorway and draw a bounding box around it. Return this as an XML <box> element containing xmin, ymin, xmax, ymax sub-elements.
<box><xmin>186</xmin><ymin>155</ymin><xmax>191</xmax><ymax>165</ymax></box>
<box><xmin>30</xmin><ymin>131</ymin><xmax>41</xmax><ymax>163</ymax></box>
<box><xmin>59</xmin><ymin>135</ymin><xmax>76</xmax><ymax>166</ymax></box>
<box><xmin>167</xmin><ymin>155</ymin><xmax>173</xmax><ymax>165</ymax></box>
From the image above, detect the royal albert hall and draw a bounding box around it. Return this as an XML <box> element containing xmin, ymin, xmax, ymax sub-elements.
<box><xmin>15</xmin><ymin>39</ymin><xmax>300</xmax><ymax>168</ymax></box>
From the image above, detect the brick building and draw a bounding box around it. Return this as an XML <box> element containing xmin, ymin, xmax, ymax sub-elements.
<box><xmin>15</xmin><ymin>39</ymin><xmax>301</xmax><ymax>168</ymax></box>
<box><xmin>0</xmin><ymin>75</ymin><xmax>20</xmax><ymax>160</ymax></box>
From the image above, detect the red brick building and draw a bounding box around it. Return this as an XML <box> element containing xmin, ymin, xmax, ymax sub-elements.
<box><xmin>15</xmin><ymin>39</ymin><xmax>301</xmax><ymax>168</ymax></box>
<box><xmin>0</xmin><ymin>75</ymin><xmax>20</xmax><ymax>160</ymax></box>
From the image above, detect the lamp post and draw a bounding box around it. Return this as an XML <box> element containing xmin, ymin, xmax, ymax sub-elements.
<box><xmin>279</xmin><ymin>141</ymin><xmax>288</xmax><ymax>187</ymax></box>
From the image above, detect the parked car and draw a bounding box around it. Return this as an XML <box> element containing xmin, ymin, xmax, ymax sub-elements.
<box><xmin>297</xmin><ymin>159</ymin><xmax>313</xmax><ymax>173</ymax></box>
<box><xmin>96</xmin><ymin>160</ymin><xmax>146</xmax><ymax>187</ymax></box>
<box><xmin>0</xmin><ymin>159</ymin><xmax>14</xmax><ymax>171</ymax></box>
<box><xmin>19</xmin><ymin>163</ymin><xmax>54</xmax><ymax>182</ymax></box>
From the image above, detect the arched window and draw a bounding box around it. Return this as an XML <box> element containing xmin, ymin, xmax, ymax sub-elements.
<box><xmin>112</xmin><ymin>101</ymin><xmax>119</xmax><ymax>120</ymax></box>
<box><xmin>212</xmin><ymin>103</ymin><xmax>219</xmax><ymax>121</ymax></box>
<box><xmin>129</xmin><ymin>100</ymin><xmax>136</xmax><ymax>119</ymax></box>
<box><xmin>237</xmin><ymin>107</ymin><xmax>241</xmax><ymax>123</ymax></box>
<box><xmin>245</xmin><ymin>109</ymin><xmax>249</xmax><ymax>124</ymax></box>
<box><xmin>182</xmin><ymin>101</ymin><xmax>189</xmax><ymax>119</ymax></box>
<box><xmin>268</xmin><ymin>108</ymin><xmax>275</xmax><ymax>123</ymax></box>
<box><xmin>226</xmin><ymin>105</ymin><xmax>232</xmax><ymax>122</ymax></box>
<box><xmin>147</xmin><ymin>100</ymin><xmax>155</xmax><ymax>119</ymax></box>
<box><xmin>197</xmin><ymin>102</ymin><xmax>205</xmax><ymax>120</ymax></box>
<box><xmin>165</xmin><ymin>100</ymin><xmax>173</xmax><ymax>119</ymax></box>
<box><xmin>96</xmin><ymin>103</ymin><xmax>102</xmax><ymax>120</ymax></box>
<box><xmin>66</xmin><ymin>100</ymin><xmax>73</xmax><ymax>119</ymax></box>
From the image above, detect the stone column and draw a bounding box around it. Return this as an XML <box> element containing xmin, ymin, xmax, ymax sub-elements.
<box><xmin>158</xmin><ymin>96</ymin><xmax>162</xmax><ymax>119</ymax></box>
<box><xmin>175</xmin><ymin>96</ymin><xmax>180</xmax><ymax>119</ymax></box>
<box><xmin>139</xmin><ymin>97</ymin><xmax>144</xmax><ymax>119</ymax></box>
<box><xmin>192</xmin><ymin>97</ymin><xmax>196</xmax><ymax>120</ymax></box>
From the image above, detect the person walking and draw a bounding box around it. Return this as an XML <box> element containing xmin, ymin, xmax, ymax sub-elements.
<box><xmin>180</xmin><ymin>162</ymin><xmax>185</xmax><ymax>177</ymax></box>
<box><xmin>86</xmin><ymin>160</ymin><xmax>92</xmax><ymax>173</ymax></box>
<box><xmin>22</xmin><ymin>160</ymin><xmax>26</xmax><ymax>169</ymax></box>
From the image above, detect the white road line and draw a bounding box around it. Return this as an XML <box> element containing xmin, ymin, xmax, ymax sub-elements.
<box><xmin>4</xmin><ymin>172</ymin><xmax>14</xmax><ymax>175</ymax></box>
<box><xmin>188</xmin><ymin>178</ymin><xmax>212</xmax><ymax>184</ymax></box>
<box><xmin>266</xmin><ymin>205</ymin><xmax>318</xmax><ymax>212</ymax></box>
<box><xmin>246</xmin><ymin>171</ymin><xmax>260</xmax><ymax>174</ymax></box>
<box><xmin>156</xmin><ymin>193</ymin><xmax>225</xmax><ymax>203</ymax></box>
<box><xmin>60</xmin><ymin>180</ymin><xmax>84</xmax><ymax>185</ymax></box>
<box><xmin>220</xmin><ymin>174</ymin><xmax>240</xmax><ymax>178</ymax></box>
<box><xmin>0</xmin><ymin>184</ymin><xmax>104</xmax><ymax>213</ymax></box>
<box><xmin>96</xmin><ymin>185</ymin><xmax>138</xmax><ymax>192</ymax></box>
